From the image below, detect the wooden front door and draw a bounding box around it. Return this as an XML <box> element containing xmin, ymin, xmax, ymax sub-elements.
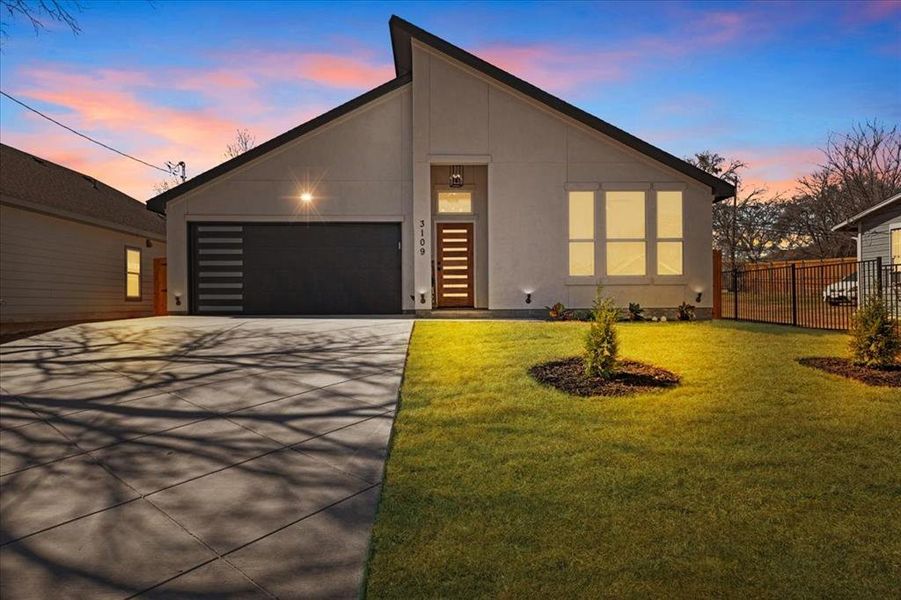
<box><xmin>436</xmin><ymin>222</ymin><xmax>474</xmax><ymax>308</ymax></box>
<box><xmin>153</xmin><ymin>257</ymin><xmax>168</xmax><ymax>315</ymax></box>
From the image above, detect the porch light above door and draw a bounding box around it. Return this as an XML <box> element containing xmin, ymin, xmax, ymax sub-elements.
<box><xmin>449</xmin><ymin>165</ymin><xmax>464</xmax><ymax>188</ymax></box>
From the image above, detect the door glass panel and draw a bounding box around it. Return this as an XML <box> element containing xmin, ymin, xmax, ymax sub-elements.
<box><xmin>438</xmin><ymin>192</ymin><xmax>472</xmax><ymax>213</ymax></box>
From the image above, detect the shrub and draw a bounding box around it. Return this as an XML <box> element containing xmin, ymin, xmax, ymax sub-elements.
<box><xmin>546</xmin><ymin>302</ymin><xmax>567</xmax><ymax>321</ymax></box>
<box><xmin>584</xmin><ymin>287</ymin><xmax>619</xmax><ymax>379</ymax></box>
<box><xmin>677</xmin><ymin>302</ymin><xmax>696</xmax><ymax>321</ymax></box>
<box><xmin>628</xmin><ymin>302</ymin><xmax>645</xmax><ymax>321</ymax></box>
<box><xmin>849</xmin><ymin>295</ymin><xmax>900</xmax><ymax>368</ymax></box>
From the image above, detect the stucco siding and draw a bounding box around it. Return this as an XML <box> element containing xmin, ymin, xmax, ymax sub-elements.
<box><xmin>412</xmin><ymin>42</ymin><xmax>715</xmax><ymax>311</ymax></box>
<box><xmin>0</xmin><ymin>203</ymin><xmax>165</xmax><ymax>331</ymax></box>
<box><xmin>164</xmin><ymin>85</ymin><xmax>413</xmax><ymax>312</ymax></box>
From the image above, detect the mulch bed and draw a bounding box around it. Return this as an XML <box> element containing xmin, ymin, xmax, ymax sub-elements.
<box><xmin>529</xmin><ymin>356</ymin><xmax>680</xmax><ymax>397</ymax></box>
<box><xmin>798</xmin><ymin>357</ymin><xmax>901</xmax><ymax>387</ymax></box>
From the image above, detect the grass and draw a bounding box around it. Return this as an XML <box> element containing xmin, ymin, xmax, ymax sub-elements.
<box><xmin>365</xmin><ymin>320</ymin><xmax>900</xmax><ymax>598</ymax></box>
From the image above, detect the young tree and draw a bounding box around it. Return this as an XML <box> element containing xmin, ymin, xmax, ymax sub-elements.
<box><xmin>584</xmin><ymin>287</ymin><xmax>619</xmax><ymax>379</ymax></box>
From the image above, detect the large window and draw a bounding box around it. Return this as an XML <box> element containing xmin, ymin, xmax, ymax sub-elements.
<box><xmin>657</xmin><ymin>190</ymin><xmax>683</xmax><ymax>275</ymax></box>
<box><xmin>606</xmin><ymin>191</ymin><xmax>646</xmax><ymax>275</ymax></box>
<box><xmin>126</xmin><ymin>247</ymin><xmax>141</xmax><ymax>300</ymax></box>
<box><xmin>892</xmin><ymin>227</ymin><xmax>900</xmax><ymax>266</ymax></box>
<box><xmin>438</xmin><ymin>191</ymin><xmax>472</xmax><ymax>213</ymax></box>
<box><xmin>568</xmin><ymin>191</ymin><xmax>595</xmax><ymax>276</ymax></box>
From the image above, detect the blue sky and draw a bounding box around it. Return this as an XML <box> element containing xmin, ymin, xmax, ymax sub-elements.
<box><xmin>0</xmin><ymin>0</ymin><xmax>898</xmax><ymax>199</ymax></box>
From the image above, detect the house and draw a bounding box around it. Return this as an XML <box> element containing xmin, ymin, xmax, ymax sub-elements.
<box><xmin>832</xmin><ymin>192</ymin><xmax>901</xmax><ymax>267</ymax></box>
<box><xmin>147</xmin><ymin>16</ymin><xmax>734</xmax><ymax>318</ymax></box>
<box><xmin>0</xmin><ymin>143</ymin><xmax>167</xmax><ymax>336</ymax></box>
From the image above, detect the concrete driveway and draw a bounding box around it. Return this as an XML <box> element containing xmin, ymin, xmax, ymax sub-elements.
<box><xmin>0</xmin><ymin>316</ymin><xmax>412</xmax><ymax>599</ymax></box>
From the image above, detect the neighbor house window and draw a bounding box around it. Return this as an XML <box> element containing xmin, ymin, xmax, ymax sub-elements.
<box><xmin>656</xmin><ymin>190</ymin><xmax>683</xmax><ymax>275</ymax></box>
<box><xmin>438</xmin><ymin>191</ymin><xmax>472</xmax><ymax>213</ymax></box>
<box><xmin>568</xmin><ymin>190</ymin><xmax>594</xmax><ymax>276</ymax></box>
<box><xmin>606</xmin><ymin>191</ymin><xmax>646</xmax><ymax>275</ymax></box>
<box><xmin>892</xmin><ymin>227</ymin><xmax>900</xmax><ymax>265</ymax></box>
<box><xmin>126</xmin><ymin>247</ymin><xmax>141</xmax><ymax>299</ymax></box>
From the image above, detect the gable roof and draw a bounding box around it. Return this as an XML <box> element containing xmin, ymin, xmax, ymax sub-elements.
<box><xmin>832</xmin><ymin>192</ymin><xmax>901</xmax><ymax>232</ymax></box>
<box><xmin>389</xmin><ymin>16</ymin><xmax>735</xmax><ymax>201</ymax></box>
<box><xmin>0</xmin><ymin>143</ymin><xmax>166</xmax><ymax>237</ymax></box>
<box><xmin>147</xmin><ymin>16</ymin><xmax>734</xmax><ymax>213</ymax></box>
<box><xmin>146</xmin><ymin>74</ymin><xmax>411</xmax><ymax>213</ymax></box>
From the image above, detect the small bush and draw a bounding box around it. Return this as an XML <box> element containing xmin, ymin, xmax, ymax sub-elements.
<box><xmin>628</xmin><ymin>302</ymin><xmax>645</xmax><ymax>321</ymax></box>
<box><xmin>849</xmin><ymin>295</ymin><xmax>900</xmax><ymax>368</ymax></box>
<box><xmin>584</xmin><ymin>287</ymin><xmax>619</xmax><ymax>379</ymax></box>
<box><xmin>546</xmin><ymin>302</ymin><xmax>567</xmax><ymax>321</ymax></box>
<box><xmin>677</xmin><ymin>302</ymin><xmax>696</xmax><ymax>321</ymax></box>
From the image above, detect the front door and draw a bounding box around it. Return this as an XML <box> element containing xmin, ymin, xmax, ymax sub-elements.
<box><xmin>153</xmin><ymin>257</ymin><xmax>167</xmax><ymax>316</ymax></box>
<box><xmin>436</xmin><ymin>222</ymin><xmax>474</xmax><ymax>308</ymax></box>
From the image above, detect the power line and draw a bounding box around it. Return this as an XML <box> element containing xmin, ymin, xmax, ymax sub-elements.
<box><xmin>0</xmin><ymin>89</ymin><xmax>173</xmax><ymax>175</ymax></box>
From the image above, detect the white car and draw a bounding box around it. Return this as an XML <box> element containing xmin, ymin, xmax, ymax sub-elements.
<box><xmin>823</xmin><ymin>272</ymin><xmax>858</xmax><ymax>305</ymax></box>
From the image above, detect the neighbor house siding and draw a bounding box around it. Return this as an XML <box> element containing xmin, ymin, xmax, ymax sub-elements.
<box><xmin>163</xmin><ymin>84</ymin><xmax>413</xmax><ymax>313</ymax></box>
<box><xmin>0</xmin><ymin>203</ymin><xmax>166</xmax><ymax>332</ymax></box>
<box><xmin>859</xmin><ymin>204</ymin><xmax>901</xmax><ymax>264</ymax></box>
<box><xmin>411</xmin><ymin>42</ymin><xmax>715</xmax><ymax>311</ymax></box>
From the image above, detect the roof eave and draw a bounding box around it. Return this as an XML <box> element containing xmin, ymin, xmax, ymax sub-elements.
<box><xmin>388</xmin><ymin>15</ymin><xmax>734</xmax><ymax>202</ymax></box>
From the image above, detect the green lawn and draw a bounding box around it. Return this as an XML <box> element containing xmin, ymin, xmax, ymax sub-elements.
<box><xmin>365</xmin><ymin>320</ymin><xmax>900</xmax><ymax>598</ymax></box>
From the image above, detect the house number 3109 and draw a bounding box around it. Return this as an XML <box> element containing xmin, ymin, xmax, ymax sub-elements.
<box><xmin>418</xmin><ymin>219</ymin><xmax>426</xmax><ymax>255</ymax></box>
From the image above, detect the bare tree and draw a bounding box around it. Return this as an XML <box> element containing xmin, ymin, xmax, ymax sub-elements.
<box><xmin>779</xmin><ymin>120</ymin><xmax>901</xmax><ymax>258</ymax></box>
<box><xmin>152</xmin><ymin>176</ymin><xmax>181</xmax><ymax>196</ymax></box>
<box><xmin>688</xmin><ymin>151</ymin><xmax>783</xmax><ymax>268</ymax></box>
<box><xmin>0</xmin><ymin>0</ymin><xmax>81</xmax><ymax>38</ymax></box>
<box><xmin>224</xmin><ymin>128</ymin><xmax>256</xmax><ymax>159</ymax></box>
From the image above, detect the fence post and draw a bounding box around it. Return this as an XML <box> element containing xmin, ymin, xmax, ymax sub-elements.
<box><xmin>732</xmin><ymin>268</ymin><xmax>739</xmax><ymax>319</ymax></box>
<box><xmin>712</xmin><ymin>250</ymin><xmax>722</xmax><ymax>319</ymax></box>
<box><xmin>790</xmin><ymin>263</ymin><xmax>798</xmax><ymax>326</ymax></box>
<box><xmin>876</xmin><ymin>256</ymin><xmax>883</xmax><ymax>297</ymax></box>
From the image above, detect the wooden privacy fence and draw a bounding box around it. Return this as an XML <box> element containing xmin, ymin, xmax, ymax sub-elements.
<box><xmin>718</xmin><ymin>256</ymin><xmax>900</xmax><ymax>330</ymax></box>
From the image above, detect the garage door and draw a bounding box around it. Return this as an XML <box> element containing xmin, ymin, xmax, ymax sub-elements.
<box><xmin>190</xmin><ymin>222</ymin><xmax>402</xmax><ymax>315</ymax></box>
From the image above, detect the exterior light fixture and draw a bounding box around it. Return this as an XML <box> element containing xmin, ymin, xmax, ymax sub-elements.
<box><xmin>449</xmin><ymin>165</ymin><xmax>464</xmax><ymax>188</ymax></box>
<box><xmin>174</xmin><ymin>294</ymin><xmax>182</xmax><ymax>306</ymax></box>
<box><xmin>300</xmin><ymin>192</ymin><xmax>313</xmax><ymax>203</ymax></box>
<box><xmin>696</xmin><ymin>292</ymin><xmax>703</xmax><ymax>303</ymax></box>
<box><xmin>525</xmin><ymin>293</ymin><xmax>532</xmax><ymax>304</ymax></box>
<box><xmin>418</xmin><ymin>289</ymin><xmax>427</xmax><ymax>304</ymax></box>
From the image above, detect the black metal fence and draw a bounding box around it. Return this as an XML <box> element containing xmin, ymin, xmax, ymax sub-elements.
<box><xmin>720</xmin><ymin>258</ymin><xmax>901</xmax><ymax>330</ymax></box>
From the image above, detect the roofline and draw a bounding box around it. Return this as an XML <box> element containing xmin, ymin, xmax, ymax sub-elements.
<box><xmin>146</xmin><ymin>73</ymin><xmax>412</xmax><ymax>213</ymax></box>
<box><xmin>388</xmin><ymin>15</ymin><xmax>735</xmax><ymax>201</ymax></box>
<box><xmin>831</xmin><ymin>192</ymin><xmax>901</xmax><ymax>232</ymax></box>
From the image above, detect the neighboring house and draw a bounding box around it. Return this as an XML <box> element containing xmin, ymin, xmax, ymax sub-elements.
<box><xmin>147</xmin><ymin>16</ymin><xmax>734</xmax><ymax>317</ymax></box>
<box><xmin>0</xmin><ymin>143</ymin><xmax>167</xmax><ymax>336</ymax></box>
<box><xmin>832</xmin><ymin>192</ymin><xmax>901</xmax><ymax>266</ymax></box>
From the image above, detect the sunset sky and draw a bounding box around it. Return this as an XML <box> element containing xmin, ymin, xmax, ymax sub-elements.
<box><xmin>0</xmin><ymin>0</ymin><xmax>898</xmax><ymax>201</ymax></box>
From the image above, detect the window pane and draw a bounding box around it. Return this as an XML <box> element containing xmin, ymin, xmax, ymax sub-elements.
<box><xmin>606</xmin><ymin>191</ymin><xmax>645</xmax><ymax>239</ymax></box>
<box><xmin>606</xmin><ymin>241</ymin><xmax>646</xmax><ymax>276</ymax></box>
<box><xmin>657</xmin><ymin>191</ymin><xmax>683</xmax><ymax>238</ymax></box>
<box><xmin>127</xmin><ymin>273</ymin><xmax>141</xmax><ymax>298</ymax></box>
<box><xmin>568</xmin><ymin>191</ymin><xmax>594</xmax><ymax>240</ymax></box>
<box><xmin>438</xmin><ymin>191</ymin><xmax>472</xmax><ymax>213</ymax></box>
<box><xmin>126</xmin><ymin>248</ymin><xmax>141</xmax><ymax>274</ymax></box>
<box><xmin>569</xmin><ymin>241</ymin><xmax>594</xmax><ymax>276</ymax></box>
<box><xmin>657</xmin><ymin>241</ymin><xmax>683</xmax><ymax>275</ymax></box>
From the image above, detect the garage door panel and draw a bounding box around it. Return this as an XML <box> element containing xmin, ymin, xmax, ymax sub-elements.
<box><xmin>192</xmin><ymin>223</ymin><xmax>401</xmax><ymax>315</ymax></box>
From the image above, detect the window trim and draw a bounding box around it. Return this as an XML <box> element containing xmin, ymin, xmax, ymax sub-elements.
<box><xmin>567</xmin><ymin>190</ymin><xmax>596</xmax><ymax>277</ymax></box>
<box><xmin>605</xmin><ymin>190</ymin><xmax>647</xmax><ymax>277</ymax></box>
<box><xmin>655</xmin><ymin>190</ymin><xmax>684</xmax><ymax>276</ymax></box>
<box><xmin>125</xmin><ymin>246</ymin><xmax>142</xmax><ymax>301</ymax></box>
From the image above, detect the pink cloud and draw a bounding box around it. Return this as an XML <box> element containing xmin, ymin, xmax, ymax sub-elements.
<box><xmin>728</xmin><ymin>146</ymin><xmax>824</xmax><ymax>196</ymax></box>
<box><xmin>219</xmin><ymin>50</ymin><xmax>394</xmax><ymax>90</ymax></box>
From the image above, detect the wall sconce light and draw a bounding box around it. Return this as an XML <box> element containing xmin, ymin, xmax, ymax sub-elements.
<box><xmin>449</xmin><ymin>165</ymin><xmax>464</xmax><ymax>188</ymax></box>
<box><xmin>174</xmin><ymin>294</ymin><xmax>182</xmax><ymax>306</ymax></box>
<box><xmin>695</xmin><ymin>292</ymin><xmax>703</xmax><ymax>303</ymax></box>
<box><xmin>525</xmin><ymin>292</ymin><xmax>532</xmax><ymax>304</ymax></box>
<box><xmin>300</xmin><ymin>192</ymin><xmax>313</xmax><ymax>203</ymax></box>
<box><xmin>418</xmin><ymin>290</ymin><xmax>426</xmax><ymax>304</ymax></box>
<box><xmin>145</xmin><ymin>238</ymin><xmax>153</xmax><ymax>248</ymax></box>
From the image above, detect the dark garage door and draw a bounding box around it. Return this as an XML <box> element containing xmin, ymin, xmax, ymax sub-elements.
<box><xmin>190</xmin><ymin>222</ymin><xmax>402</xmax><ymax>315</ymax></box>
